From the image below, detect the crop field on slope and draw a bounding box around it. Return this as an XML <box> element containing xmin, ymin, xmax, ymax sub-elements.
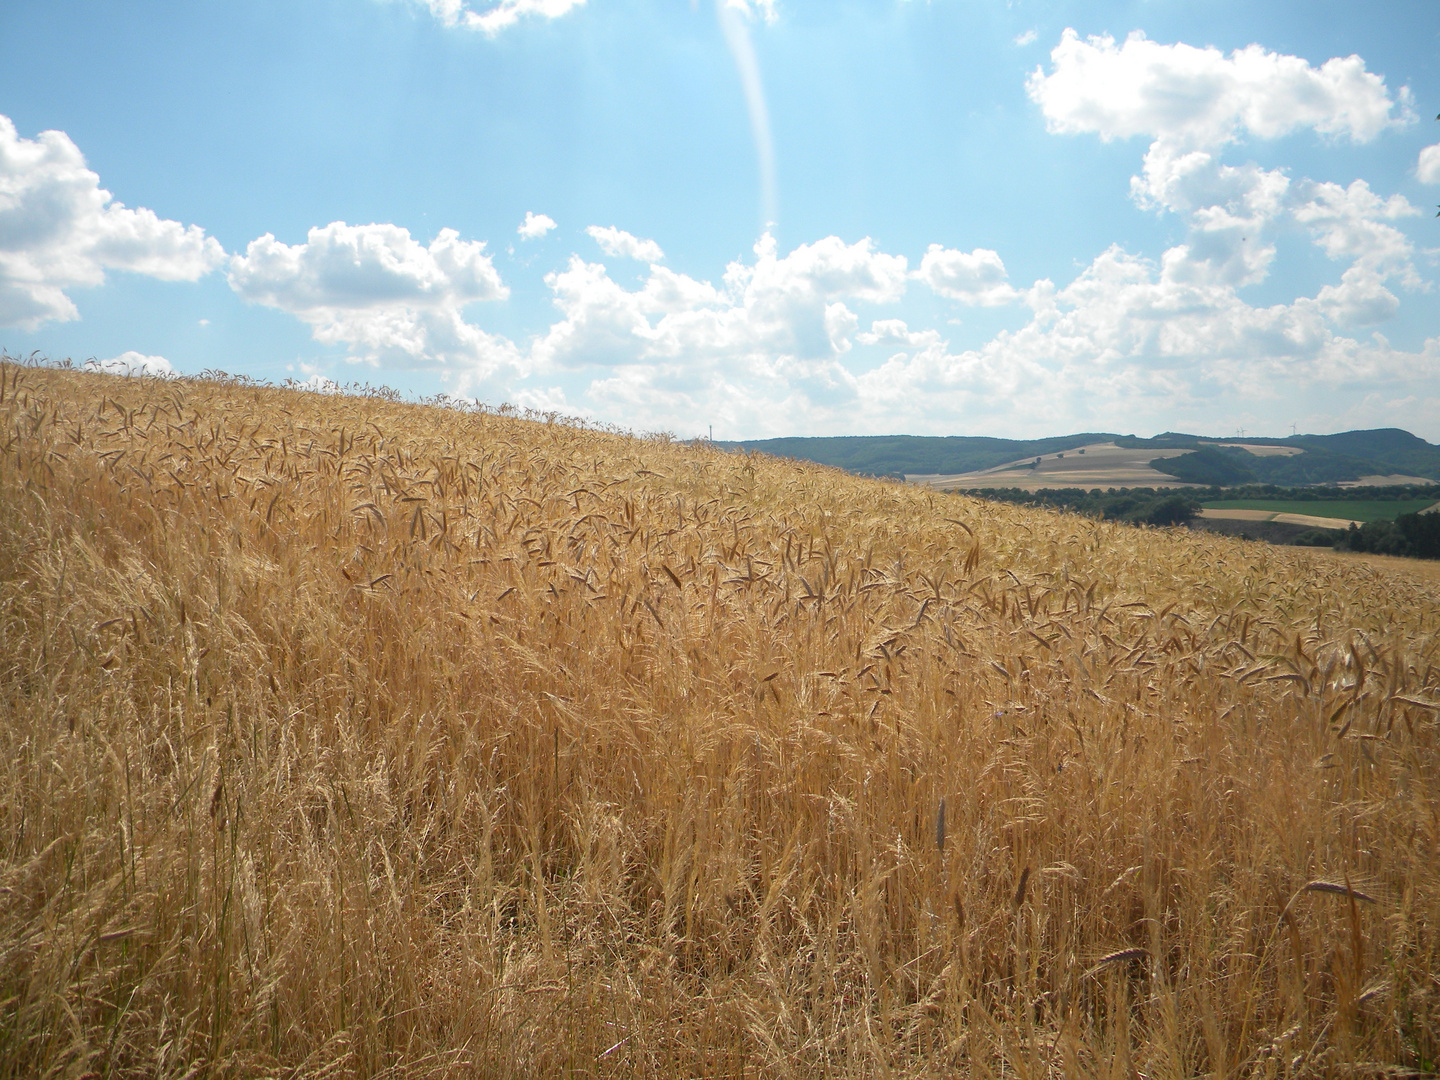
<box><xmin>2</xmin><ymin>363</ymin><xmax>1439</xmax><ymax>1079</ymax></box>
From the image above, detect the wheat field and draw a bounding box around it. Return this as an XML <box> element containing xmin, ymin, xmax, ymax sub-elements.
<box><xmin>1</xmin><ymin>361</ymin><xmax>1437</xmax><ymax>1078</ymax></box>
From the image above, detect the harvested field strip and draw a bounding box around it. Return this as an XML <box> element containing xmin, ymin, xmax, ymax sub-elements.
<box><xmin>1198</xmin><ymin>508</ymin><xmax>1364</xmax><ymax>528</ymax></box>
<box><xmin>1202</xmin><ymin>498</ymin><xmax>1439</xmax><ymax>522</ymax></box>
<box><xmin>1</xmin><ymin>362</ymin><xmax>1438</xmax><ymax>1077</ymax></box>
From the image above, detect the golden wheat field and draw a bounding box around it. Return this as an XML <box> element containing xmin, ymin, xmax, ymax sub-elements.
<box><xmin>1</xmin><ymin>361</ymin><xmax>1438</xmax><ymax>1079</ymax></box>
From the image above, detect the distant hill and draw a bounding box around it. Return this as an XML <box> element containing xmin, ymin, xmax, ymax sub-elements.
<box><xmin>718</xmin><ymin>428</ymin><xmax>1440</xmax><ymax>487</ymax></box>
<box><xmin>713</xmin><ymin>433</ymin><xmax>1115</xmax><ymax>478</ymax></box>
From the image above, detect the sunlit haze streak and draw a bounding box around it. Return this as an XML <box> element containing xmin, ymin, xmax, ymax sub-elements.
<box><xmin>717</xmin><ymin>0</ymin><xmax>778</xmax><ymax>229</ymax></box>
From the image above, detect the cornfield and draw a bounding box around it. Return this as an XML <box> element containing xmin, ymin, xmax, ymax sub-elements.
<box><xmin>1</xmin><ymin>360</ymin><xmax>1437</xmax><ymax>1078</ymax></box>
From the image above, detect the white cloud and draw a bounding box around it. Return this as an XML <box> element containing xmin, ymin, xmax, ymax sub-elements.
<box><xmin>845</xmin><ymin>240</ymin><xmax>1440</xmax><ymax>438</ymax></box>
<box><xmin>1017</xmin><ymin>32</ymin><xmax>1425</xmax><ymax>325</ymax></box>
<box><xmin>738</xmin><ymin>232</ymin><xmax>907</xmax><ymax>307</ymax></box>
<box><xmin>857</xmin><ymin>318</ymin><xmax>942</xmax><ymax>348</ymax></box>
<box><xmin>533</xmin><ymin>257</ymin><xmax>673</xmax><ymax>369</ymax></box>
<box><xmin>792</xmin><ymin>33</ymin><xmax>1427</xmax><ymax>439</ymax></box>
<box><xmin>533</xmin><ymin>232</ymin><xmax>906</xmax><ymax>374</ymax></box>
<box><xmin>1418</xmin><ymin>143</ymin><xmax>1440</xmax><ymax>184</ymax></box>
<box><xmin>1029</xmin><ymin>30</ymin><xmax>1404</xmax><ymax>150</ymax></box>
<box><xmin>229</xmin><ymin>221</ymin><xmax>507</xmax><ymax>312</ymax></box>
<box><xmin>518</xmin><ymin>214</ymin><xmax>1437</xmax><ymax>440</ymax></box>
<box><xmin>409</xmin><ymin>0</ymin><xmax>585</xmax><ymax>36</ymax></box>
<box><xmin>519</xmin><ymin>234</ymin><xmax>927</xmax><ymax>437</ymax></box>
<box><xmin>228</xmin><ymin>221</ymin><xmax>523</xmax><ymax>390</ymax></box>
<box><xmin>0</xmin><ymin>114</ymin><xmax>225</xmax><ymax>330</ymax></box>
<box><xmin>1129</xmin><ymin>156</ymin><xmax>1291</xmax><ymax>289</ymax></box>
<box><xmin>84</xmin><ymin>352</ymin><xmax>174</xmax><ymax>378</ymax></box>
<box><xmin>218</xmin><ymin>214</ymin><xmax>1430</xmax><ymax>439</ymax></box>
<box><xmin>1027</xmin><ymin>30</ymin><xmax>1410</xmax><ymax>218</ymax></box>
<box><xmin>915</xmin><ymin>245</ymin><xmax>1018</xmax><ymax>306</ymax></box>
<box><xmin>1290</xmin><ymin>179</ymin><xmax>1422</xmax><ymax>326</ymax></box>
<box><xmin>510</xmin><ymin>384</ymin><xmax>575</xmax><ymax>414</ymax></box>
<box><xmin>224</xmin><ymin>225</ymin><xmax>904</xmax><ymax>412</ymax></box>
<box><xmin>1014</xmin><ymin>30</ymin><xmax>1037</xmax><ymax>47</ymax></box>
<box><xmin>1293</xmin><ymin>179</ymin><xmax>1419</xmax><ymax>272</ymax></box>
<box><xmin>518</xmin><ymin>211</ymin><xmax>557</xmax><ymax>239</ymax></box>
<box><xmin>1311</xmin><ymin>267</ymin><xmax>1401</xmax><ymax>326</ymax></box>
<box><xmin>586</xmin><ymin>225</ymin><xmax>665</xmax><ymax>262</ymax></box>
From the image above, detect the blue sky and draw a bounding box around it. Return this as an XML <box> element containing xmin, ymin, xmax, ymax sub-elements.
<box><xmin>2</xmin><ymin>0</ymin><xmax>1438</xmax><ymax>439</ymax></box>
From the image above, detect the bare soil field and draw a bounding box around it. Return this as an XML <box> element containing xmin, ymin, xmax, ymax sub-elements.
<box><xmin>2</xmin><ymin>364</ymin><xmax>1438</xmax><ymax>1077</ymax></box>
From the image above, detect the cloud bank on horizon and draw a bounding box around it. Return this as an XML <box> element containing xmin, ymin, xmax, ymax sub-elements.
<box><xmin>2</xmin><ymin>1</ymin><xmax>1438</xmax><ymax>440</ymax></box>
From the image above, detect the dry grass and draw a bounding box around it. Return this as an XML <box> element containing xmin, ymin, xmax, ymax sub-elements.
<box><xmin>1</xmin><ymin>360</ymin><xmax>1438</xmax><ymax>1078</ymax></box>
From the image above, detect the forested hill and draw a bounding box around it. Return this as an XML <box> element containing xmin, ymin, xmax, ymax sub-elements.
<box><xmin>718</xmin><ymin>428</ymin><xmax>1440</xmax><ymax>485</ymax></box>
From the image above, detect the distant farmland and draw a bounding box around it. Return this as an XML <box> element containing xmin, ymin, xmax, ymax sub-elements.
<box><xmin>1202</xmin><ymin>497</ymin><xmax>1439</xmax><ymax>522</ymax></box>
<box><xmin>2</xmin><ymin>362</ymin><xmax>1438</xmax><ymax>1077</ymax></box>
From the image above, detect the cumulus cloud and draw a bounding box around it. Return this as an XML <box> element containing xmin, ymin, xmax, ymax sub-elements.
<box><xmin>847</xmin><ymin>239</ymin><xmax>1440</xmax><ymax>439</ymax></box>
<box><xmin>229</xmin><ymin>221</ymin><xmax>507</xmax><ymax>312</ymax></box>
<box><xmin>915</xmin><ymin>245</ymin><xmax>1018</xmax><ymax>306</ymax></box>
<box><xmin>1018</xmin><ymin>32</ymin><xmax>1426</xmax><ymax>322</ymax></box>
<box><xmin>1294</xmin><ymin>180</ymin><xmax>1419</xmax><ymax>271</ymax></box>
<box><xmin>409</xmin><ymin>0</ymin><xmax>585</xmax><ymax>35</ymax></box>
<box><xmin>533</xmin><ymin>232</ymin><xmax>905</xmax><ymax>375</ymax></box>
<box><xmin>856</xmin><ymin>319</ymin><xmax>942</xmax><ymax>348</ymax></box>
<box><xmin>586</xmin><ymin>225</ymin><xmax>665</xmax><ymax>263</ymax></box>
<box><xmin>1027</xmin><ymin>30</ymin><xmax>1410</xmax><ymax>219</ymax></box>
<box><xmin>1028</xmin><ymin>30</ymin><xmax>1404</xmax><ymax>150</ymax></box>
<box><xmin>731</xmin><ymin>32</ymin><xmax>1423</xmax><ymax>438</ymax></box>
<box><xmin>516</xmin><ymin>234</ymin><xmax>963</xmax><ymax>437</ymax></box>
<box><xmin>510</xmin><ymin>384</ymin><xmax>575</xmax><ymax>414</ymax></box>
<box><xmin>84</xmin><ymin>352</ymin><xmax>175</xmax><ymax>378</ymax></box>
<box><xmin>228</xmin><ymin>221</ymin><xmax>523</xmax><ymax>389</ymax></box>
<box><xmin>1418</xmin><ymin>144</ymin><xmax>1440</xmax><ymax>184</ymax></box>
<box><xmin>1014</xmin><ymin>30</ymin><xmax>1037</xmax><ymax>47</ymax></box>
<box><xmin>1292</xmin><ymin>179</ymin><xmax>1422</xmax><ymax>326</ymax></box>
<box><xmin>518</xmin><ymin>211</ymin><xmax>557</xmax><ymax>239</ymax></box>
<box><xmin>0</xmin><ymin>114</ymin><xmax>225</xmax><ymax>329</ymax></box>
<box><xmin>223</xmin><ymin>224</ymin><xmax>906</xmax><ymax>413</ymax></box>
<box><xmin>517</xmin><ymin>211</ymin><xmax>1436</xmax><ymax>440</ymax></box>
<box><xmin>220</xmin><ymin>215</ymin><xmax>1431</xmax><ymax>440</ymax></box>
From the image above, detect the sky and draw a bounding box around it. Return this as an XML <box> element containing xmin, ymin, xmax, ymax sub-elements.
<box><xmin>2</xmin><ymin>0</ymin><xmax>1439</xmax><ymax>441</ymax></box>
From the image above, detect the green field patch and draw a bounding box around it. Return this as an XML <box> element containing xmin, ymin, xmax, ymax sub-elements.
<box><xmin>1201</xmin><ymin>498</ymin><xmax>1438</xmax><ymax>522</ymax></box>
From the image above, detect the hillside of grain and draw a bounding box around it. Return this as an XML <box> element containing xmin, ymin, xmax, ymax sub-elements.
<box><xmin>2</xmin><ymin>362</ymin><xmax>1438</xmax><ymax>1078</ymax></box>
